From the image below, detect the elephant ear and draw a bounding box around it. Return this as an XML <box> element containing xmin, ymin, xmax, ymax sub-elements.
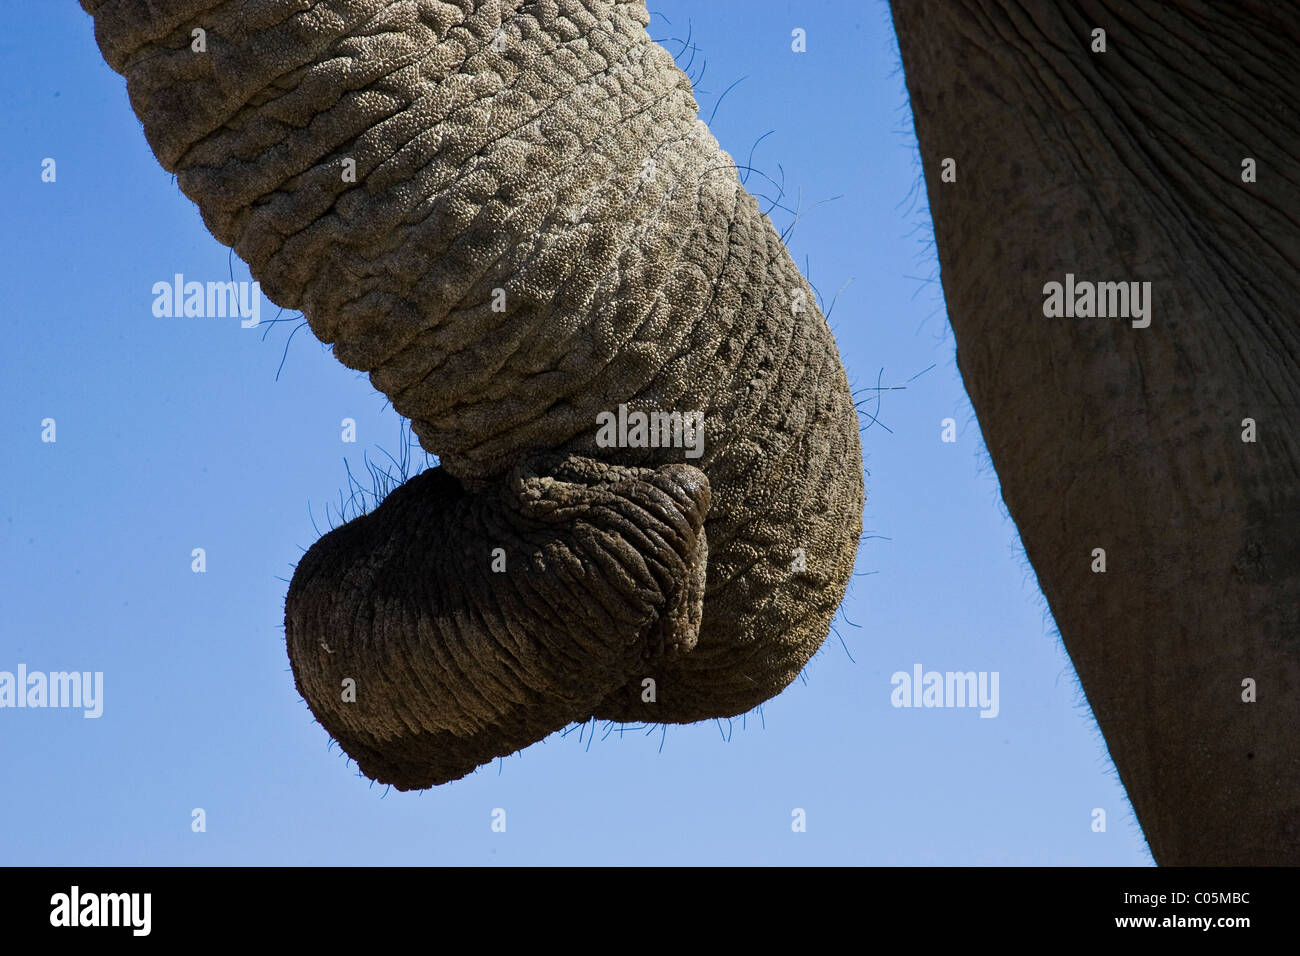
<box><xmin>285</xmin><ymin>454</ymin><xmax>709</xmax><ymax>789</ymax></box>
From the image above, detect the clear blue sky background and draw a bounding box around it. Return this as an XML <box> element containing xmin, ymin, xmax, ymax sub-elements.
<box><xmin>0</xmin><ymin>1</ymin><xmax>1151</xmax><ymax>865</ymax></box>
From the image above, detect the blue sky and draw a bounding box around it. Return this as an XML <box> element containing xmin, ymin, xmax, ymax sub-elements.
<box><xmin>0</xmin><ymin>1</ymin><xmax>1151</xmax><ymax>864</ymax></box>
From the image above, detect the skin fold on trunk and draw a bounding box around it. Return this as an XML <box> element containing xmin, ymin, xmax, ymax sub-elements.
<box><xmin>891</xmin><ymin>0</ymin><xmax>1300</xmax><ymax>863</ymax></box>
<box><xmin>82</xmin><ymin>0</ymin><xmax>864</xmax><ymax>788</ymax></box>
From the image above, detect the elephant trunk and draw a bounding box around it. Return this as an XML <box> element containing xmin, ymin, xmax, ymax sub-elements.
<box><xmin>85</xmin><ymin>0</ymin><xmax>864</xmax><ymax>786</ymax></box>
<box><xmin>86</xmin><ymin>0</ymin><xmax>745</xmax><ymax>484</ymax></box>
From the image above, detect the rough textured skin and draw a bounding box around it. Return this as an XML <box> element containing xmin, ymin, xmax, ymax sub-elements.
<box><xmin>83</xmin><ymin>0</ymin><xmax>864</xmax><ymax>788</ymax></box>
<box><xmin>892</xmin><ymin>0</ymin><xmax>1300</xmax><ymax>863</ymax></box>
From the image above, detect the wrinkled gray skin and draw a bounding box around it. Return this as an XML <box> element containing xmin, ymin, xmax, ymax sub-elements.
<box><xmin>892</xmin><ymin>0</ymin><xmax>1300</xmax><ymax>864</ymax></box>
<box><xmin>84</xmin><ymin>0</ymin><xmax>864</xmax><ymax>788</ymax></box>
